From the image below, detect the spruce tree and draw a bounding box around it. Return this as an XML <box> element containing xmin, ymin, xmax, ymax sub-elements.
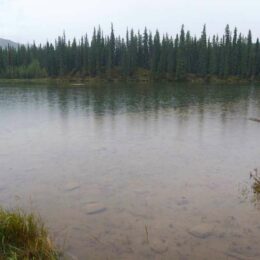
<box><xmin>175</xmin><ymin>26</ymin><xmax>187</xmax><ymax>80</ymax></box>
<box><xmin>198</xmin><ymin>25</ymin><xmax>207</xmax><ymax>76</ymax></box>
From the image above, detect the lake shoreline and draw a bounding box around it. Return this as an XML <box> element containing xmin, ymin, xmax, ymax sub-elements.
<box><xmin>0</xmin><ymin>75</ymin><xmax>258</xmax><ymax>85</ymax></box>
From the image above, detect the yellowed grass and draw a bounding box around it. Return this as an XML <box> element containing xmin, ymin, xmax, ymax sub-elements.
<box><xmin>0</xmin><ymin>208</ymin><xmax>59</xmax><ymax>259</ymax></box>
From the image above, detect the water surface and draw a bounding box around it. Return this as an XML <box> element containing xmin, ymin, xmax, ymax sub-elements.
<box><xmin>1</xmin><ymin>83</ymin><xmax>260</xmax><ymax>259</ymax></box>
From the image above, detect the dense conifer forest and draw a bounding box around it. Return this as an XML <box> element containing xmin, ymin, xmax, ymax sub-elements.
<box><xmin>0</xmin><ymin>25</ymin><xmax>260</xmax><ymax>81</ymax></box>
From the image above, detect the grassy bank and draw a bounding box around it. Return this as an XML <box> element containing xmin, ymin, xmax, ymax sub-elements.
<box><xmin>0</xmin><ymin>208</ymin><xmax>59</xmax><ymax>259</ymax></box>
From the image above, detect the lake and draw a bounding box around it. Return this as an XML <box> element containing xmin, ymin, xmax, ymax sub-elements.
<box><xmin>1</xmin><ymin>83</ymin><xmax>260</xmax><ymax>259</ymax></box>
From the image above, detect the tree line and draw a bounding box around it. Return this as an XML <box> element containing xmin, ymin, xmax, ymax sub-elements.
<box><xmin>0</xmin><ymin>24</ymin><xmax>260</xmax><ymax>80</ymax></box>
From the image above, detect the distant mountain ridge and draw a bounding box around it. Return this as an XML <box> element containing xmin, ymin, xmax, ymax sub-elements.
<box><xmin>0</xmin><ymin>38</ymin><xmax>19</xmax><ymax>48</ymax></box>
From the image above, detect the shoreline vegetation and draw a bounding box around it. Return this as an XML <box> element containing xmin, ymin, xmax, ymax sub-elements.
<box><xmin>0</xmin><ymin>208</ymin><xmax>59</xmax><ymax>259</ymax></box>
<box><xmin>0</xmin><ymin>74</ymin><xmax>259</xmax><ymax>86</ymax></box>
<box><xmin>0</xmin><ymin>24</ymin><xmax>260</xmax><ymax>83</ymax></box>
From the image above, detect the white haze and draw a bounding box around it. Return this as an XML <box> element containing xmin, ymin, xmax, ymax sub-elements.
<box><xmin>0</xmin><ymin>0</ymin><xmax>259</xmax><ymax>44</ymax></box>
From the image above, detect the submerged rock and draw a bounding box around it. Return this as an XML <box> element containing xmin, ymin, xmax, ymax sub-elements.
<box><xmin>222</xmin><ymin>216</ymin><xmax>239</xmax><ymax>229</ymax></box>
<box><xmin>188</xmin><ymin>223</ymin><xmax>215</xmax><ymax>239</ymax></box>
<box><xmin>249</xmin><ymin>118</ymin><xmax>260</xmax><ymax>123</ymax></box>
<box><xmin>85</xmin><ymin>202</ymin><xmax>107</xmax><ymax>215</ymax></box>
<box><xmin>229</xmin><ymin>244</ymin><xmax>260</xmax><ymax>258</ymax></box>
<box><xmin>63</xmin><ymin>182</ymin><xmax>81</xmax><ymax>192</ymax></box>
<box><xmin>176</xmin><ymin>197</ymin><xmax>189</xmax><ymax>206</ymax></box>
<box><xmin>150</xmin><ymin>239</ymin><xmax>168</xmax><ymax>254</ymax></box>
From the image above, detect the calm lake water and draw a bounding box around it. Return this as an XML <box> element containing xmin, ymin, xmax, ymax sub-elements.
<box><xmin>1</xmin><ymin>83</ymin><xmax>260</xmax><ymax>259</ymax></box>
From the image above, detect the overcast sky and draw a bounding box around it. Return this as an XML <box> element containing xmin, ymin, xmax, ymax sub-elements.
<box><xmin>0</xmin><ymin>0</ymin><xmax>259</xmax><ymax>44</ymax></box>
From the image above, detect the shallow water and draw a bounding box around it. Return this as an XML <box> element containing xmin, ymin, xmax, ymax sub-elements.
<box><xmin>1</xmin><ymin>83</ymin><xmax>260</xmax><ymax>259</ymax></box>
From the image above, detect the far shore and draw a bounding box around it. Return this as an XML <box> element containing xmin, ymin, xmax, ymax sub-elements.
<box><xmin>0</xmin><ymin>75</ymin><xmax>258</xmax><ymax>85</ymax></box>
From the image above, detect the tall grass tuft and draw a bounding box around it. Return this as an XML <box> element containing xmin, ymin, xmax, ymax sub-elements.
<box><xmin>250</xmin><ymin>168</ymin><xmax>260</xmax><ymax>194</ymax></box>
<box><xmin>0</xmin><ymin>208</ymin><xmax>59</xmax><ymax>259</ymax></box>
